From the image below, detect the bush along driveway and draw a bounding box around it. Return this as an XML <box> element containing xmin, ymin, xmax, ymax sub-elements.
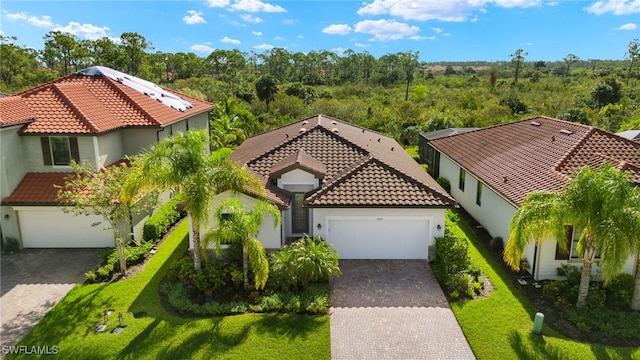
<box><xmin>8</xmin><ymin>221</ymin><xmax>330</xmax><ymax>360</ymax></box>
<box><xmin>447</xmin><ymin>210</ymin><xmax>640</xmax><ymax>360</ymax></box>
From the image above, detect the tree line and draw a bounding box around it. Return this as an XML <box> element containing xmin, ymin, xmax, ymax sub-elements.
<box><xmin>2</xmin><ymin>31</ymin><xmax>639</xmax><ymax>142</ymax></box>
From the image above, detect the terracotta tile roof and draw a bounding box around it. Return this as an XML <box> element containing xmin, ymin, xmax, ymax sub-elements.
<box><xmin>269</xmin><ymin>149</ymin><xmax>327</xmax><ymax>178</ymax></box>
<box><xmin>230</xmin><ymin>115</ymin><xmax>456</xmax><ymax>208</ymax></box>
<box><xmin>430</xmin><ymin>116</ymin><xmax>640</xmax><ymax>206</ymax></box>
<box><xmin>0</xmin><ymin>96</ymin><xmax>36</xmax><ymax>127</ymax></box>
<box><xmin>0</xmin><ymin>67</ymin><xmax>212</xmax><ymax>135</ymax></box>
<box><xmin>1</xmin><ymin>172</ymin><xmax>70</xmax><ymax>205</ymax></box>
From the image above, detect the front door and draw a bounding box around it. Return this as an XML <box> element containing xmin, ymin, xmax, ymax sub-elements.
<box><xmin>291</xmin><ymin>193</ymin><xmax>309</xmax><ymax>234</ymax></box>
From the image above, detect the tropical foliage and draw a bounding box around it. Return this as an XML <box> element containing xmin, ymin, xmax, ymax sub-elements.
<box><xmin>121</xmin><ymin>129</ymin><xmax>264</xmax><ymax>271</ymax></box>
<box><xmin>504</xmin><ymin>164</ymin><xmax>640</xmax><ymax>308</ymax></box>
<box><xmin>202</xmin><ymin>197</ymin><xmax>281</xmax><ymax>289</ymax></box>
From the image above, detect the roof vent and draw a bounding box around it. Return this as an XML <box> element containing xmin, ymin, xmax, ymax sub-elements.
<box><xmin>503</xmin><ymin>176</ymin><xmax>508</xmax><ymax>183</ymax></box>
<box><xmin>299</xmin><ymin>128</ymin><xmax>306</xmax><ymax>133</ymax></box>
<box><xmin>391</xmin><ymin>147</ymin><xmax>394</xmax><ymax>151</ymax></box>
<box><xmin>302</xmin><ymin>120</ymin><xmax>309</xmax><ymax>125</ymax></box>
<box><xmin>362</xmin><ymin>129</ymin><xmax>365</xmax><ymax>133</ymax></box>
<box><xmin>331</xmin><ymin>120</ymin><xmax>337</xmax><ymax>125</ymax></box>
<box><xmin>285</xmin><ymin>134</ymin><xmax>289</xmax><ymax>138</ymax></box>
<box><xmin>377</xmin><ymin>138</ymin><xmax>381</xmax><ymax>142</ymax></box>
<box><xmin>551</xmin><ymin>135</ymin><xmax>555</xmax><ymax>142</ymax></box>
<box><xmin>331</xmin><ymin>127</ymin><xmax>339</xmax><ymax>133</ymax></box>
<box><xmin>530</xmin><ymin>121</ymin><xmax>541</xmax><ymax>126</ymax></box>
<box><xmin>560</xmin><ymin>129</ymin><xmax>574</xmax><ymax>135</ymax></box>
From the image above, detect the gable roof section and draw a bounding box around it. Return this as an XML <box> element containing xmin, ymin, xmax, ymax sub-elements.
<box><xmin>0</xmin><ymin>67</ymin><xmax>212</xmax><ymax>135</ymax></box>
<box><xmin>430</xmin><ymin>116</ymin><xmax>640</xmax><ymax>206</ymax></box>
<box><xmin>0</xmin><ymin>96</ymin><xmax>36</xmax><ymax>127</ymax></box>
<box><xmin>269</xmin><ymin>149</ymin><xmax>327</xmax><ymax>178</ymax></box>
<box><xmin>230</xmin><ymin>115</ymin><xmax>456</xmax><ymax>208</ymax></box>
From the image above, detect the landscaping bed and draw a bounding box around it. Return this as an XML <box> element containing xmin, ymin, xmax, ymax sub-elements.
<box><xmin>457</xmin><ymin>208</ymin><xmax>640</xmax><ymax>347</ymax></box>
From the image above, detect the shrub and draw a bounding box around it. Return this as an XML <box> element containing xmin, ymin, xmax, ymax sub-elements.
<box><xmin>268</xmin><ymin>236</ymin><xmax>341</xmax><ymax>291</ymax></box>
<box><xmin>490</xmin><ymin>237</ymin><xmax>504</xmax><ymax>251</ymax></box>
<box><xmin>86</xmin><ymin>242</ymin><xmax>155</xmax><ymax>283</ymax></box>
<box><xmin>586</xmin><ymin>284</ymin><xmax>606</xmax><ymax>309</ymax></box>
<box><xmin>432</xmin><ymin>235</ymin><xmax>483</xmax><ymax>300</ymax></box>
<box><xmin>605</xmin><ymin>273</ymin><xmax>635</xmax><ymax>310</ymax></box>
<box><xmin>436</xmin><ymin>177</ymin><xmax>451</xmax><ymax>193</ymax></box>
<box><xmin>143</xmin><ymin>194</ymin><xmax>185</xmax><ymax>242</ymax></box>
<box><xmin>556</xmin><ymin>264</ymin><xmax>582</xmax><ymax>285</ymax></box>
<box><xmin>3</xmin><ymin>237</ymin><xmax>20</xmax><ymax>253</ymax></box>
<box><xmin>542</xmin><ymin>280</ymin><xmax>578</xmax><ymax>309</ymax></box>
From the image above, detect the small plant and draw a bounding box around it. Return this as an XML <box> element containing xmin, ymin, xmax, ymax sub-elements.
<box><xmin>556</xmin><ymin>264</ymin><xmax>582</xmax><ymax>285</ymax></box>
<box><xmin>605</xmin><ymin>273</ymin><xmax>634</xmax><ymax>309</ymax></box>
<box><xmin>490</xmin><ymin>237</ymin><xmax>503</xmax><ymax>250</ymax></box>
<box><xmin>436</xmin><ymin>177</ymin><xmax>451</xmax><ymax>193</ymax></box>
<box><xmin>3</xmin><ymin>237</ymin><xmax>20</xmax><ymax>253</ymax></box>
<box><xmin>519</xmin><ymin>257</ymin><xmax>531</xmax><ymax>273</ymax></box>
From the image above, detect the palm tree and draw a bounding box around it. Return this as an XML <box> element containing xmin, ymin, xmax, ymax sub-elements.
<box><xmin>504</xmin><ymin>164</ymin><xmax>640</xmax><ymax>308</ymax></box>
<box><xmin>121</xmin><ymin>129</ymin><xmax>264</xmax><ymax>271</ymax></box>
<box><xmin>202</xmin><ymin>197</ymin><xmax>281</xmax><ymax>289</ymax></box>
<box><xmin>210</xmin><ymin>98</ymin><xmax>259</xmax><ymax>150</ymax></box>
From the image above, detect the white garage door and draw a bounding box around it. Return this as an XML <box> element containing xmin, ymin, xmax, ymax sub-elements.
<box><xmin>17</xmin><ymin>207</ymin><xmax>115</xmax><ymax>248</ymax></box>
<box><xmin>327</xmin><ymin>217</ymin><xmax>430</xmax><ymax>259</ymax></box>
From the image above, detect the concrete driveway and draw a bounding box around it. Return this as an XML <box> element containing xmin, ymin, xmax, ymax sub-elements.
<box><xmin>330</xmin><ymin>260</ymin><xmax>475</xmax><ymax>359</ymax></box>
<box><xmin>0</xmin><ymin>249</ymin><xmax>102</xmax><ymax>349</ymax></box>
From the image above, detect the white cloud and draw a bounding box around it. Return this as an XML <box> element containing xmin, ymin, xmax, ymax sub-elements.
<box><xmin>432</xmin><ymin>27</ymin><xmax>444</xmax><ymax>33</ymax></box>
<box><xmin>354</xmin><ymin>42</ymin><xmax>371</xmax><ymax>47</ymax></box>
<box><xmin>354</xmin><ymin>19</ymin><xmax>420</xmax><ymax>41</ymax></box>
<box><xmin>322</xmin><ymin>24</ymin><xmax>352</xmax><ymax>35</ymax></box>
<box><xmin>230</xmin><ymin>0</ymin><xmax>286</xmax><ymax>13</ymax></box>
<box><xmin>332</xmin><ymin>47</ymin><xmax>347</xmax><ymax>55</ymax></box>
<box><xmin>241</xmin><ymin>14</ymin><xmax>263</xmax><ymax>23</ymax></box>
<box><xmin>273</xmin><ymin>36</ymin><xmax>284</xmax><ymax>40</ymax></box>
<box><xmin>183</xmin><ymin>10</ymin><xmax>206</xmax><ymax>25</ymax></box>
<box><xmin>298</xmin><ymin>35</ymin><xmax>304</xmax><ymax>39</ymax></box>
<box><xmin>207</xmin><ymin>0</ymin><xmax>230</xmax><ymax>7</ymax></box>
<box><xmin>53</xmin><ymin>22</ymin><xmax>115</xmax><ymax>41</ymax></box>
<box><xmin>409</xmin><ymin>35</ymin><xmax>436</xmax><ymax>40</ymax></box>
<box><xmin>357</xmin><ymin>0</ymin><xmax>540</xmax><ymax>22</ymax></box>
<box><xmin>4</xmin><ymin>11</ymin><xmax>54</xmax><ymax>27</ymax></box>
<box><xmin>283</xmin><ymin>19</ymin><xmax>297</xmax><ymax>25</ymax></box>
<box><xmin>586</xmin><ymin>0</ymin><xmax>640</xmax><ymax>15</ymax></box>
<box><xmin>253</xmin><ymin>43</ymin><xmax>274</xmax><ymax>50</ymax></box>
<box><xmin>616</xmin><ymin>22</ymin><xmax>638</xmax><ymax>30</ymax></box>
<box><xmin>252</xmin><ymin>30</ymin><xmax>263</xmax><ymax>36</ymax></box>
<box><xmin>221</xmin><ymin>36</ymin><xmax>241</xmax><ymax>44</ymax></box>
<box><xmin>191</xmin><ymin>44</ymin><xmax>215</xmax><ymax>53</ymax></box>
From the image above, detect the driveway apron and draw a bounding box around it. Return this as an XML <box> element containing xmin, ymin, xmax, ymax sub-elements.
<box><xmin>330</xmin><ymin>260</ymin><xmax>475</xmax><ymax>359</ymax></box>
<box><xmin>0</xmin><ymin>249</ymin><xmax>102</xmax><ymax>351</ymax></box>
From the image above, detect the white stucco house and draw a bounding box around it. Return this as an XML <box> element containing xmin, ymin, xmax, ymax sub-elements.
<box><xmin>421</xmin><ymin>116</ymin><xmax>640</xmax><ymax>280</ymax></box>
<box><xmin>191</xmin><ymin>115</ymin><xmax>457</xmax><ymax>260</ymax></box>
<box><xmin>0</xmin><ymin>66</ymin><xmax>212</xmax><ymax>249</ymax></box>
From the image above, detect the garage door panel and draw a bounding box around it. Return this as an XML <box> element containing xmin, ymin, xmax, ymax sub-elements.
<box><xmin>327</xmin><ymin>217</ymin><xmax>430</xmax><ymax>259</ymax></box>
<box><xmin>19</xmin><ymin>209</ymin><xmax>115</xmax><ymax>248</ymax></box>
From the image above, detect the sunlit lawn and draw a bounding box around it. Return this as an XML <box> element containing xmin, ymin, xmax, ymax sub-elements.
<box><xmin>11</xmin><ymin>221</ymin><xmax>329</xmax><ymax>360</ymax></box>
<box><xmin>448</xmin><ymin>210</ymin><xmax>640</xmax><ymax>359</ymax></box>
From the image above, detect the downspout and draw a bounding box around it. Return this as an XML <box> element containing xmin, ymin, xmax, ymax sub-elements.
<box><xmin>92</xmin><ymin>136</ymin><xmax>100</xmax><ymax>171</ymax></box>
<box><xmin>533</xmin><ymin>242</ymin><xmax>541</xmax><ymax>280</ymax></box>
<box><xmin>156</xmin><ymin>127</ymin><xmax>165</xmax><ymax>143</ymax></box>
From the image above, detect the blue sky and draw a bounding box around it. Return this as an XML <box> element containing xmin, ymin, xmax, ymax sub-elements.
<box><xmin>1</xmin><ymin>0</ymin><xmax>639</xmax><ymax>61</ymax></box>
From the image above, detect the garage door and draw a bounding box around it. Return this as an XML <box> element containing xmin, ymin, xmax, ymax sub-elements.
<box><xmin>327</xmin><ymin>217</ymin><xmax>430</xmax><ymax>259</ymax></box>
<box><xmin>17</xmin><ymin>208</ymin><xmax>115</xmax><ymax>248</ymax></box>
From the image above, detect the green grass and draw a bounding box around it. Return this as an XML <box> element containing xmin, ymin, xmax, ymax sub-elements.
<box><xmin>448</xmin><ymin>211</ymin><xmax>640</xmax><ymax>359</ymax></box>
<box><xmin>11</xmin><ymin>221</ymin><xmax>329</xmax><ymax>360</ymax></box>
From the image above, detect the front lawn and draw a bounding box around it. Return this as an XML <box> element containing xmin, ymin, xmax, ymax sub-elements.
<box><xmin>448</xmin><ymin>210</ymin><xmax>640</xmax><ymax>359</ymax></box>
<box><xmin>11</xmin><ymin>221</ymin><xmax>329</xmax><ymax>360</ymax></box>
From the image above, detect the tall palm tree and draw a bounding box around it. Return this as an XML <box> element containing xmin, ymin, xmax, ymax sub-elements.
<box><xmin>504</xmin><ymin>164</ymin><xmax>640</xmax><ymax>308</ymax></box>
<box><xmin>121</xmin><ymin>129</ymin><xmax>264</xmax><ymax>271</ymax></box>
<box><xmin>255</xmin><ymin>74</ymin><xmax>278</xmax><ymax>111</ymax></box>
<box><xmin>202</xmin><ymin>197</ymin><xmax>281</xmax><ymax>289</ymax></box>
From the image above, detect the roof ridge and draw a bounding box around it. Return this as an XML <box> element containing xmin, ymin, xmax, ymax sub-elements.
<box><xmin>13</xmin><ymin>74</ymin><xmax>76</xmax><ymax>97</ymax></box>
<box><xmin>101</xmin><ymin>76</ymin><xmax>161</xmax><ymax>126</ymax></box>
<box><xmin>51</xmin><ymin>83</ymin><xmax>99</xmax><ymax>133</ymax></box>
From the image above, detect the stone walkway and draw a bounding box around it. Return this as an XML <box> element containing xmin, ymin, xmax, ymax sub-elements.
<box><xmin>0</xmin><ymin>249</ymin><xmax>102</xmax><ymax>352</ymax></box>
<box><xmin>330</xmin><ymin>260</ymin><xmax>475</xmax><ymax>359</ymax></box>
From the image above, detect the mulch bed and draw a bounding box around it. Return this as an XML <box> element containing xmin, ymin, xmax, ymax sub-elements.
<box><xmin>456</xmin><ymin>209</ymin><xmax>640</xmax><ymax>347</ymax></box>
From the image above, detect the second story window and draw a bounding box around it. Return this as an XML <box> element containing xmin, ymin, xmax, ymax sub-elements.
<box><xmin>459</xmin><ymin>168</ymin><xmax>466</xmax><ymax>192</ymax></box>
<box><xmin>41</xmin><ymin>136</ymin><xmax>79</xmax><ymax>166</ymax></box>
<box><xmin>476</xmin><ymin>181</ymin><xmax>483</xmax><ymax>206</ymax></box>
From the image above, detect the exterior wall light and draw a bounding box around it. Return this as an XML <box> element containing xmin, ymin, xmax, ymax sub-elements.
<box><xmin>436</xmin><ymin>224</ymin><xmax>442</xmax><ymax>231</ymax></box>
<box><xmin>3</xmin><ymin>214</ymin><xmax>9</xmax><ymax>220</ymax></box>
<box><xmin>317</xmin><ymin>223</ymin><xmax>322</xmax><ymax>229</ymax></box>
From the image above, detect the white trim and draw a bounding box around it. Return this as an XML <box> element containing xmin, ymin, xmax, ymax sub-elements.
<box><xmin>93</xmin><ymin>136</ymin><xmax>100</xmax><ymax>170</ymax></box>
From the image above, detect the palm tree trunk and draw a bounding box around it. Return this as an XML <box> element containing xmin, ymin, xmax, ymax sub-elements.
<box><xmin>243</xmin><ymin>243</ymin><xmax>249</xmax><ymax>288</ymax></box>
<box><xmin>576</xmin><ymin>246</ymin><xmax>595</xmax><ymax>308</ymax></box>
<box><xmin>631</xmin><ymin>252</ymin><xmax>640</xmax><ymax>310</ymax></box>
<box><xmin>191</xmin><ymin>217</ymin><xmax>203</xmax><ymax>271</ymax></box>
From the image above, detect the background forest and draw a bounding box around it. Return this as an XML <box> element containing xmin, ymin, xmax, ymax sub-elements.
<box><xmin>2</xmin><ymin>31</ymin><xmax>639</xmax><ymax>147</ymax></box>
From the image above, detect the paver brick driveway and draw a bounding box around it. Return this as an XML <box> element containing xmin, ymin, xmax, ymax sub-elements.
<box><xmin>0</xmin><ymin>249</ymin><xmax>102</xmax><ymax>352</ymax></box>
<box><xmin>330</xmin><ymin>260</ymin><xmax>475</xmax><ymax>360</ymax></box>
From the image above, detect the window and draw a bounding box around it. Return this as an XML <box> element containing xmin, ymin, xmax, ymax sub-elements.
<box><xmin>40</xmin><ymin>137</ymin><xmax>79</xmax><ymax>166</ymax></box>
<box><xmin>555</xmin><ymin>225</ymin><xmax>600</xmax><ymax>260</ymax></box>
<box><xmin>291</xmin><ymin>193</ymin><xmax>309</xmax><ymax>234</ymax></box>
<box><xmin>459</xmin><ymin>169</ymin><xmax>466</xmax><ymax>191</ymax></box>
<box><xmin>475</xmin><ymin>182</ymin><xmax>483</xmax><ymax>206</ymax></box>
